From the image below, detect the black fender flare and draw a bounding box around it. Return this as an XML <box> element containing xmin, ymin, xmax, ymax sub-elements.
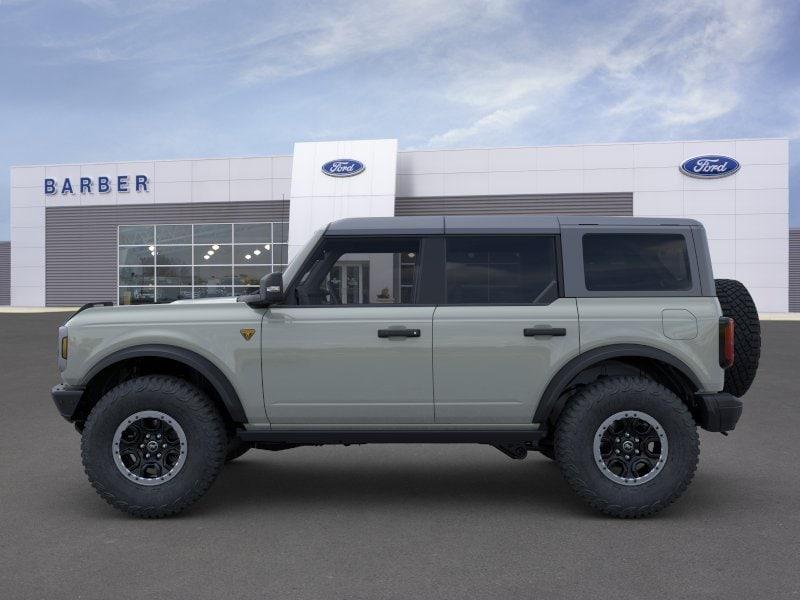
<box><xmin>533</xmin><ymin>344</ymin><xmax>703</xmax><ymax>425</ymax></box>
<box><xmin>80</xmin><ymin>344</ymin><xmax>247</xmax><ymax>423</ymax></box>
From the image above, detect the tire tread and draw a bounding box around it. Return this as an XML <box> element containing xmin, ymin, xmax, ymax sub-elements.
<box><xmin>80</xmin><ymin>375</ymin><xmax>226</xmax><ymax>518</ymax></box>
<box><xmin>555</xmin><ymin>376</ymin><xmax>699</xmax><ymax>518</ymax></box>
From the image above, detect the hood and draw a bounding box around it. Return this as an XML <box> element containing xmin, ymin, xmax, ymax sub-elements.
<box><xmin>170</xmin><ymin>297</ymin><xmax>239</xmax><ymax>305</ymax></box>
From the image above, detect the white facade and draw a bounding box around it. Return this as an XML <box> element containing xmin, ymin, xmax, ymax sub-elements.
<box><xmin>9</xmin><ymin>137</ymin><xmax>790</xmax><ymax>311</ymax></box>
<box><xmin>288</xmin><ymin>139</ymin><xmax>397</xmax><ymax>260</ymax></box>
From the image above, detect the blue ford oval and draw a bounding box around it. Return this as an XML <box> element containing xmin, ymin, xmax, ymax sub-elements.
<box><xmin>321</xmin><ymin>159</ymin><xmax>365</xmax><ymax>177</ymax></box>
<box><xmin>680</xmin><ymin>155</ymin><xmax>740</xmax><ymax>178</ymax></box>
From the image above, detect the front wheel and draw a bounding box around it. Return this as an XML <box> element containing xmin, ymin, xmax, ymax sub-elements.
<box><xmin>555</xmin><ymin>376</ymin><xmax>699</xmax><ymax>518</ymax></box>
<box><xmin>81</xmin><ymin>375</ymin><xmax>227</xmax><ymax>518</ymax></box>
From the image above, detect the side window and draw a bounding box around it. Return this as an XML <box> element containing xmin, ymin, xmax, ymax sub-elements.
<box><xmin>294</xmin><ymin>237</ymin><xmax>421</xmax><ymax>305</ymax></box>
<box><xmin>445</xmin><ymin>236</ymin><xmax>559</xmax><ymax>304</ymax></box>
<box><xmin>582</xmin><ymin>233</ymin><xmax>692</xmax><ymax>292</ymax></box>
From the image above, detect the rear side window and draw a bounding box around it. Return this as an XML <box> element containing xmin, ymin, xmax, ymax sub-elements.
<box><xmin>445</xmin><ymin>236</ymin><xmax>559</xmax><ymax>304</ymax></box>
<box><xmin>582</xmin><ymin>233</ymin><xmax>692</xmax><ymax>292</ymax></box>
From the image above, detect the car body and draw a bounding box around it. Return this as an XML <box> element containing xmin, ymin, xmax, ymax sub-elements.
<box><xmin>52</xmin><ymin>215</ymin><xmax>759</xmax><ymax>517</ymax></box>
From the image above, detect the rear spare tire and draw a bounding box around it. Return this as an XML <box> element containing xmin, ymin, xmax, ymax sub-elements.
<box><xmin>715</xmin><ymin>278</ymin><xmax>761</xmax><ymax>397</ymax></box>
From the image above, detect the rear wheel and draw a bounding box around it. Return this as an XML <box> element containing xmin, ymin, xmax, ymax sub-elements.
<box><xmin>715</xmin><ymin>278</ymin><xmax>761</xmax><ymax>396</ymax></box>
<box><xmin>537</xmin><ymin>437</ymin><xmax>555</xmax><ymax>460</ymax></box>
<box><xmin>81</xmin><ymin>375</ymin><xmax>227</xmax><ymax>518</ymax></box>
<box><xmin>555</xmin><ymin>376</ymin><xmax>699</xmax><ymax>518</ymax></box>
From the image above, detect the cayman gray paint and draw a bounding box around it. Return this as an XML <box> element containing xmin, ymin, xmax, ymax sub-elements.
<box><xmin>61</xmin><ymin>301</ymin><xmax>268</xmax><ymax>423</ymax></box>
<box><xmin>58</xmin><ymin>214</ymin><xmax>727</xmax><ymax>430</ymax></box>
<box><xmin>433</xmin><ymin>300</ymin><xmax>580</xmax><ymax>423</ymax></box>
<box><xmin>577</xmin><ymin>297</ymin><xmax>723</xmax><ymax>392</ymax></box>
<box><xmin>261</xmin><ymin>306</ymin><xmax>435</xmax><ymax>424</ymax></box>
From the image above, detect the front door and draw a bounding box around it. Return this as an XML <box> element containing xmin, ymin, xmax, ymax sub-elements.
<box><xmin>262</xmin><ymin>235</ymin><xmax>434</xmax><ymax>424</ymax></box>
<box><xmin>433</xmin><ymin>235</ymin><xmax>580</xmax><ymax>423</ymax></box>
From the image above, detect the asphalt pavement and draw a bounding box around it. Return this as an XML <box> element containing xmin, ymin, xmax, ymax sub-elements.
<box><xmin>0</xmin><ymin>313</ymin><xmax>798</xmax><ymax>599</ymax></box>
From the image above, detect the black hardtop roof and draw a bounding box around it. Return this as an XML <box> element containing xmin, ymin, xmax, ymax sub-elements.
<box><xmin>325</xmin><ymin>215</ymin><xmax>701</xmax><ymax>236</ymax></box>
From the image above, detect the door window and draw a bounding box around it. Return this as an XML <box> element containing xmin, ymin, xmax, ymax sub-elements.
<box><xmin>445</xmin><ymin>236</ymin><xmax>559</xmax><ymax>304</ymax></box>
<box><xmin>293</xmin><ymin>238</ymin><xmax>421</xmax><ymax>305</ymax></box>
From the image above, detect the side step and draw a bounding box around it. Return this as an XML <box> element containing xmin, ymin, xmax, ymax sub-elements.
<box><xmin>237</xmin><ymin>427</ymin><xmax>546</xmax><ymax>446</ymax></box>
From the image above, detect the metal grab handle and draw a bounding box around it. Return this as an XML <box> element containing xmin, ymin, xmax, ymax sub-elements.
<box><xmin>523</xmin><ymin>327</ymin><xmax>566</xmax><ymax>337</ymax></box>
<box><xmin>378</xmin><ymin>328</ymin><xmax>421</xmax><ymax>339</ymax></box>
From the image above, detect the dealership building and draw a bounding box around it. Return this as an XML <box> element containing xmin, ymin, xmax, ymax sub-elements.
<box><xmin>4</xmin><ymin>137</ymin><xmax>792</xmax><ymax>312</ymax></box>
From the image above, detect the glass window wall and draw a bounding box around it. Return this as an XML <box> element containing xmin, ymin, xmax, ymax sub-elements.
<box><xmin>118</xmin><ymin>222</ymin><xmax>288</xmax><ymax>304</ymax></box>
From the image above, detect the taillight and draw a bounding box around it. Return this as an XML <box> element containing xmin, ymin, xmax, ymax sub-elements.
<box><xmin>719</xmin><ymin>317</ymin><xmax>734</xmax><ymax>369</ymax></box>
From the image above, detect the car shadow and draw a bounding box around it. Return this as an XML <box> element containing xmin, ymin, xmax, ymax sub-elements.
<box><xmin>193</xmin><ymin>450</ymin><xmax>594</xmax><ymax>517</ymax></box>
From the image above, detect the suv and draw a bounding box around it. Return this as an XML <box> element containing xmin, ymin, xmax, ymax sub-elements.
<box><xmin>52</xmin><ymin>216</ymin><xmax>761</xmax><ymax>518</ymax></box>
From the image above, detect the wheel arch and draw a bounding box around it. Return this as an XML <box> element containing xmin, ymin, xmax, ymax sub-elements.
<box><xmin>76</xmin><ymin>344</ymin><xmax>247</xmax><ymax>426</ymax></box>
<box><xmin>534</xmin><ymin>344</ymin><xmax>702</xmax><ymax>427</ymax></box>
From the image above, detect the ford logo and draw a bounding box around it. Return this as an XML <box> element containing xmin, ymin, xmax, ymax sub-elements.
<box><xmin>680</xmin><ymin>155</ymin><xmax>740</xmax><ymax>179</ymax></box>
<box><xmin>321</xmin><ymin>159</ymin><xmax>365</xmax><ymax>177</ymax></box>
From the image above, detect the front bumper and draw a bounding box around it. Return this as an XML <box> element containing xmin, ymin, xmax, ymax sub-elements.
<box><xmin>694</xmin><ymin>392</ymin><xmax>743</xmax><ymax>432</ymax></box>
<box><xmin>51</xmin><ymin>384</ymin><xmax>85</xmax><ymax>421</ymax></box>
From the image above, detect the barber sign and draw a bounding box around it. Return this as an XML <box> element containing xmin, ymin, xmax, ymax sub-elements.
<box><xmin>321</xmin><ymin>159</ymin><xmax>365</xmax><ymax>177</ymax></box>
<box><xmin>680</xmin><ymin>155</ymin><xmax>740</xmax><ymax>179</ymax></box>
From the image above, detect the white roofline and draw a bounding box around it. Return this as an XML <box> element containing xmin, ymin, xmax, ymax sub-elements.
<box><xmin>397</xmin><ymin>136</ymin><xmax>790</xmax><ymax>153</ymax></box>
<box><xmin>11</xmin><ymin>153</ymin><xmax>294</xmax><ymax>169</ymax></box>
<box><xmin>10</xmin><ymin>137</ymin><xmax>789</xmax><ymax>169</ymax></box>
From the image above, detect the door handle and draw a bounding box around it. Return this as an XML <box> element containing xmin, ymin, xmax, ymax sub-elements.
<box><xmin>378</xmin><ymin>328</ymin><xmax>421</xmax><ymax>339</ymax></box>
<box><xmin>524</xmin><ymin>327</ymin><xmax>566</xmax><ymax>337</ymax></box>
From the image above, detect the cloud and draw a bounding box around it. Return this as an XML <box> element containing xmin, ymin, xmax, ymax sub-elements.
<box><xmin>237</xmin><ymin>0</ymin><xmax>519</xmax><ymax>84</ymax></box>
<box><xmin>428</xmin><ymin>105</ymin><xmax>535</xmax><ymax>146</ymax></box>
<box><xmin>423</xmin><ymin>0</ymin><xmax>786</xmax><ymax>145</ymax></box>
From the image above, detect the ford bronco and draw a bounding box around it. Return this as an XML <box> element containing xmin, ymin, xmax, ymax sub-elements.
<box><xmin>52</xmin><ymin>215</ymin><xmax>761</xmax><ymax>518</ymax></box>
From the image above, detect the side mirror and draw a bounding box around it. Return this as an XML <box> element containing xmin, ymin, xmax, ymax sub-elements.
<box><xmin>239</xmin><ymin>271</ymin><xmax>284</xmax><ymax>307</ymax></box>
<box><xmin>262</xmin><ymin>271</ymin><xmax>284</xmax><ymax>304</ymax></box>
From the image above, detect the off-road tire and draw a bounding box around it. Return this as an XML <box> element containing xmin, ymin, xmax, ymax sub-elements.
<box><xmin>537</xmin><ymin>437</ymin><xmax>555</xmax><ymax>460</ymax></box>
<box><xmin>715</xmin><ymin>278</ymin><xmax>761</xmax><ymax>397</ymax></box>
<box><xmin>225</xmin><ymin>438</ymin><xmax>251</xmax><ymax>463</ymax></box>
<box><xmin>555</xmin><ymin>376</ymin><xmax>699</xmax><ymax>518</ymax></box>
<box><xmin>81</xmin><ymin>375</ymin><xmax>227</xmax><ymax>518</ymax></box>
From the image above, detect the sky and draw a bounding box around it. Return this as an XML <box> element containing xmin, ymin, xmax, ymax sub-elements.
<box><xmin>1</xmin><ymin>0</ymin><xmax>799</xmax><ymax>237</ymax></box>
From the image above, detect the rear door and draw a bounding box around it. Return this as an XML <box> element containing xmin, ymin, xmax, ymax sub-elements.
<box><xmin>432</xmin><ymin>235</ymin><xmax>580</xmax><ymax>424</ymax></box>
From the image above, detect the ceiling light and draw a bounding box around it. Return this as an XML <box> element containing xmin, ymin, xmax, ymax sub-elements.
<box><xmin>253</xmin><ymin>249</ymin><xmax>261</xmax><ymax>256</ymax></box>
<box><xmin>212</xmin><ymin>244</ymin><xmax>219</xmax><ymax>251</ymax></box>
<box><xmin>208</xmin><ymin>250</ymin><xmax>215</xmax><ymax>256</ymax></box>
<box><xmin>203</xmin><ymin>255</ymin><xmax>210</xmax><ymax>260</ymax></box>
<box><xmin>150</xmin><ymin>251</ymin><xmax>155</xmax><ymax>256</ymax></box>
<box><xmin>148</xmin><ymin>246</ymin><xmax>155</xmax><ymax>251</ymax></box>
<box><xmin>245</xmin><ymin>254</ymin><xmax>252</xmax><ymax>260</ymax></box>
<box><xmin>264</xmin><ymin>244</ymin><xmax>270</xmax><ymax>250</ymax></box>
